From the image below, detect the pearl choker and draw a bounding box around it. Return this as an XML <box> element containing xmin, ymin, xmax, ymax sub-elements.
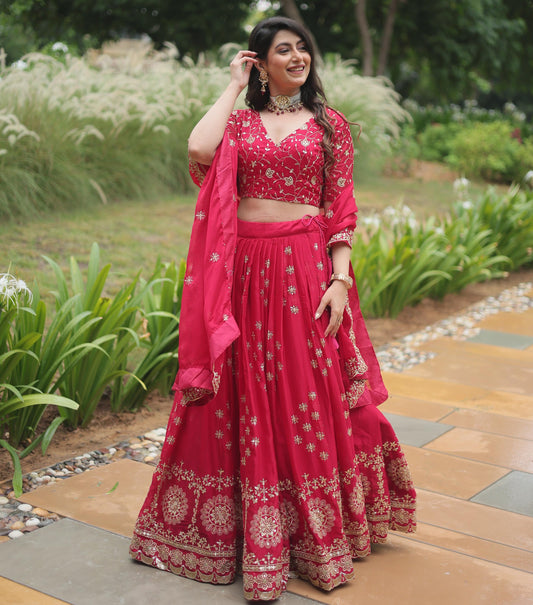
<box><xmin>266</xmin><ymin>92</ymin><xmax>303</xmax><ymax>114</ymax></box>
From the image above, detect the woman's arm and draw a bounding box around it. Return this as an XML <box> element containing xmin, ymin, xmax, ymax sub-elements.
<box><xmin>315</xmin><ymin>243</ymin><xmax>351</xmax><ymax>338</ymax></box>
<box><xmin>188</xmin><ymin>50</ymin><xmax>257</xmax><ymax>165</ymax></box>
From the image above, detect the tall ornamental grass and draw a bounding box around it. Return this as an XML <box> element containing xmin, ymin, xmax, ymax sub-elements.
<box><xmin>0</xmin><ymin>50</ymin><xmax>407</xmax><ymax>220</ymax></box>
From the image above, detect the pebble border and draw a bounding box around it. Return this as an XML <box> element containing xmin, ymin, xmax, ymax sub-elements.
<box><xmin>1</xmin><ymin>281</ymin><xmax>532</xmax><ymax>539</ymax></box>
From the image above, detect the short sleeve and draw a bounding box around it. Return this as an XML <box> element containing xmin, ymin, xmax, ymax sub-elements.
<box><xmin>188</xmin><ymin>111</ymin><xmax>241</xmax><ymax>187</ymax></box>
<box><xmin>322</xmin><ymin>112</ymin><xmax>356</xmax><ymax>247</ymax></box>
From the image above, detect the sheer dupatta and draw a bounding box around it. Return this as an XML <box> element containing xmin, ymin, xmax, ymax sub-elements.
<box><xmin>172</xmin><ymin>133</ymin><xmax>240</xmax><ymax>404</ymax></box>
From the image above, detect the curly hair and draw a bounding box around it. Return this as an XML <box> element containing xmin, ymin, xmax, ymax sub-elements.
<box><xmin>245</xmin><ymin>17</ymin><xmax>336</xmax><ymax>175</ymax></box>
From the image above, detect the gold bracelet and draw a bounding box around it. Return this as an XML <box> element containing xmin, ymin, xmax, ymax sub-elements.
<box><xmin>330</xmin><ymin>273</ymin><xmax>353</xmax><ymax>290</ymax></box>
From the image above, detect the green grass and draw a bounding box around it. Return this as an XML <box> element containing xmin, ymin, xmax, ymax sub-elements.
<box><xmin>1</xmin><ymin>194</ymin><xmax>196</xmax><ymax>302</ymax></box>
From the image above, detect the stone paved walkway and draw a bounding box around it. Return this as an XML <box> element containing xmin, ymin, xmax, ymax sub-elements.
<box><xmin>1</xmin><ymin>291</ymin><xmax>532</xmax><ymax>604</ymax></box>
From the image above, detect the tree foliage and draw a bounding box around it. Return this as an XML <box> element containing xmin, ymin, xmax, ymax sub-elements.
<box><xmin>280</xmin><ymin>0</ymin><xmax>531</xmax><ymax>104</ymax></box>
<box><xmin>0</xmin><ymin>0</ymin><xmax>253</xmax><ymax>57</ymax></box>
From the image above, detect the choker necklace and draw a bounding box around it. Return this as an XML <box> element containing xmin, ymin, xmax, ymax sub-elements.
<box><xmin>266</xmin><ymin>92</ymin><xmax>303</xmax><ymax>114</ymax></box>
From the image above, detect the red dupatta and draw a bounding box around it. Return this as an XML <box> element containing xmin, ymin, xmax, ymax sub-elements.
<box><xmin>173</xmin><ymin>133</ymin><xmax>240</xmax><ymax>404</ymax></box>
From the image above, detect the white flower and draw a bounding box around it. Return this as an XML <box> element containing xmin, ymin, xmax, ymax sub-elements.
<box><xmin>13</xmin><ymin>60</ymin><xmax>27</xmax><ymax>71</ymax></box>
<box><xmin>360</xmin><ymin>215</ymin><xmax>380</xmax><ymax>229</ymax></box>
<box><xmin>52</xmin><ymin>42</ymin><xmax>69</xmax><ymax>53</ymax></box>
<box><xmin>453</xmin><ymin>177</ymin><xmax>470</xmax><ymax>193</ymax></box>
<box><xmin>0</xmin><ymin>273</ymin><xmax>33</xmax><ymax>307</ymax></box>
<box><xmin>461</xmin><ymin>201</ymin><xmax>473</xmax><ymax>210</ymax></box>
<box><xmin>523</xmin><ymin>170</ymin><xmax>533</xmax><ymax>187</ymax></box>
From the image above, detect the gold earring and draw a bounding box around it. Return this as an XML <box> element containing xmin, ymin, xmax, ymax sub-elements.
<box><xmin>259</xmin><ymin>68</ymin><xmax>268</xmax><ymax>94</ymax></box>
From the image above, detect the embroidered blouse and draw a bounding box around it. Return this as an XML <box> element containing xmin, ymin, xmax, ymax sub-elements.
<box><xmin>189</xmin><ymin>106</ymin><xmax>356</xmax><ymax>248</ymax></box>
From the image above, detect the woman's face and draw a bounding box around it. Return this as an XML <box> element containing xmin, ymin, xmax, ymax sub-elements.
<box><xmin>260</xmin><ymin>29</ymin><xmax>311</xmax><ymax>97</ymax></box>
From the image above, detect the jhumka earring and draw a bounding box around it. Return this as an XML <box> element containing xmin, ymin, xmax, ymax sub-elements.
<box><xmin>259</xmin><ymin>68</ymin><xmax>268</xmax><ymax>94</ymax></box>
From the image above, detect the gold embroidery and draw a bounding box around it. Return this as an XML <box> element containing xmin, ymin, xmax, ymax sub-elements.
<box><xmin>162</xmin><ymin>486</ymin><xmax>189</xmax><ymax>525</ymax></box>
<box><xmin>200</xmin><ymin>495</ymin><xmax>235</xmax><ymax>536</ymax></box>
<box><xmin>250</xmin><ymin>505</ymin><xmax>282</xmax><ymax>548</ymax></box>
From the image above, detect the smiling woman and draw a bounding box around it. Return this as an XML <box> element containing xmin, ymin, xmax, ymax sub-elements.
<box><xmin>129</xmin><ymin>16</ymin><xmax>416</xmax><ymax>601</ymax></box>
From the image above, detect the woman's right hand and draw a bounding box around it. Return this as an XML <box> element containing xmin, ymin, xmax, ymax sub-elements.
<box><xmin>229</xmin><ymin>51</ymin><xmax>258</xmax><ymax>92</ymax></box>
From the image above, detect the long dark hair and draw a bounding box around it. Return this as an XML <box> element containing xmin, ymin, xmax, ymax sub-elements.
<box><xmin>245</xmin><ymin>17</ymin><xmax>336</xmax><ymax>173</ymax></box>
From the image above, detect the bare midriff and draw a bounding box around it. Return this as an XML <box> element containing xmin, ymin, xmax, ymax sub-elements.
<box><xmin>238</xmin><ymin>197</ymin><xmax>320</xmax><ymax>222</ymax></box>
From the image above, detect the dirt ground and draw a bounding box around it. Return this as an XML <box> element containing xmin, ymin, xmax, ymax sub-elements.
<box><xmin>1</xmin><ymin>266</ymin><xmax>531</xmax><ymax>484</ymax></box>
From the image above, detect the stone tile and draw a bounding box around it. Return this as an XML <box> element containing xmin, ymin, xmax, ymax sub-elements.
<box><xmin>380</xmin><ymin>395</ymin><xmax>455</xmax><ymax>421</ymax></box>
<box><xmin>0</xmin><ymin>577</ymin><xmax>69</xmax><ymax>605</ymax></box>
<box><xmin>471</xmin><ymin>471</ymin><xmax>533</xmax><ymax>517</ymax></box>
<box><xmin>405</xmin><ymin>522</ymin><xmax>533</xmax><ymax>574</ymax></box>
<box><xmin>383</xmin><ymin>372</ymin><xmax>533</xmax><ymax>419</ymax></box>
<box><xmin>477</xmin><ymin>309</ymin><xmax>533</xmax><ymax>337</ymax></box>
<box><xmin>417</xmin><ymin>489</ymin><xmax>533</xmax><ymax>552</ymax></box>
<box><xmin>287</xmin><ymin>535</ymin><xmax>533</xmax><ymax>605</ymax></box>
<box><xmin>18</xmin><ymin>458</ymin><xmax>153</xmax><ymax>537</ymax></box>
<box><xmin>467</xmin><ymin>329</ymin><xmax>533</xmax><ymax>350</ymax></box>
<box><xmin>425</xmin><ymin>428</ymin><xmax>533</xmax><ymax>473</ymax></box>
<box><xmin>402</xmin><ymin>444</ymin><xmax>509</xmax><ymax>499</ymax></box>
<box><xmin>383</xmin><ymin>413</ymin><xmax>453</xmax><ymax>447</ymax></box>
<box><xmin>443</xmin><ymin>408</ymin><xmax>533</xmax><ymax>440</ymax></box>
<box><xmin>405</xmin><ymin>340</ymin><xmax>533</xmax><ymax>396</ymax></box>
<box><xmin>0</xmin><ymin>519</ymin><xmax>315</xmax><ymax>605</ymax></box>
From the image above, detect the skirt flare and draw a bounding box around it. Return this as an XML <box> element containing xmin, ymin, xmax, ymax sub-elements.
<box><xmin>129</xmin><ymin>218</ymin><xmax>416</xmax><ymax>601</ymax></box>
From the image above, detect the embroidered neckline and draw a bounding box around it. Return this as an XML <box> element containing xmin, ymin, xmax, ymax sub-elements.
<box><xmin>255</xmin><ymin>110</ymin><xmax>315</xmax><ymax>147</ymax></box>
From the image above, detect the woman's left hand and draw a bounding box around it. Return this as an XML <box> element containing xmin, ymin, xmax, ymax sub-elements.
<box><xmin>314</xmin><ymin>280</ymin><xmax>348</xmax><ymax>338</ymax></box>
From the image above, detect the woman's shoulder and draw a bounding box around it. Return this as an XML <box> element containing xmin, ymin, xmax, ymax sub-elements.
<box><xmin>325</xmin><ymin>106</ymin><xmax>349</xmax><ymax>126</ymax></box>
<box><xmin>229</xmin><ymin>107</ymin><xmax>255</xmax><ymax>121</ymax></box>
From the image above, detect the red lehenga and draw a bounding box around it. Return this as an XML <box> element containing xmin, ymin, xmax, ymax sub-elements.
<box><xmin>129</xmin><ymin>108</ymin><xmax>416</xmax><ymax>600</ymax></box>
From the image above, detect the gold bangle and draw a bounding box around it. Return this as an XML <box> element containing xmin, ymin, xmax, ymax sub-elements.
<box><xmin>330</xmin><ymin>273</ymin><xmax>353</xmax><ymax>289</ymax></box>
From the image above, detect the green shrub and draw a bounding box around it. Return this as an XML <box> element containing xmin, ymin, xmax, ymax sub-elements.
<box><xmin>418</xmin><ymin>122</ymin><xmax>461</xmax><ymax>162</ymax></box>
<box><xmin>112</xmin><ymin>258</ymin><xmax>184</xmax><ymax>412</ymax></box>
<box><xmin>446</xmin><ymin>121</ymin><xmax>533</xmax><ymax>183</ymax></box>
<box><xmin>354</xmin><ymin>185</ymin><xmax>533</xmax><ymax>317</ymax></box>
<box><xmin>0</xmin><ymin>274</ymin><xmax>79</xmax><ymax>496</ymax></box>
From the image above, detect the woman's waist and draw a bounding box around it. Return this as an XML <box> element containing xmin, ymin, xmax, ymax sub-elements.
<box><xmin>238</xmin><ymin>197</ymin><xmax>320</xmax><ymax>223</ymax></box>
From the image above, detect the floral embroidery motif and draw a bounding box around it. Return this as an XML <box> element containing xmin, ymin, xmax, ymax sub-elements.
<box><xmin>348</xmin><ymin>481</ymin><xmax>365</xmax><ymax>515</ymax></box>
<box><xmin>250</xmin><ymin>505</ymin><xmax>282</xmax><ymax>548</ymax></box>
<box><xmin>200</xmin><ymin>494</ymin><xmax>235</xmax><ymax>536</ymax></box>
<box><xmin>307</xmin><ymin>498</ymin><xmax>335</xmax><ymax>538</ymax></box>
<box><xmin>162</xmin><ymin>486</ymin><xmax>189</xmax><ymax>525</ymax></box>
<box><xmin>280</xmin><ymin>500</ymin><xmax>299</xmax><ymax>538</ymax></box>
<box><xmin>386</xmin><ymin>458</ymin><xmax>415</xmax><ymax>492</ymax></box>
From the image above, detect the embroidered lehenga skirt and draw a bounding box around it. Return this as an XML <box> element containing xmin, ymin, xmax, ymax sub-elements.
<box><xmin>129</xmin><ymin>218</ymin><xmax>416</xmax><ymax>601</ymax></box>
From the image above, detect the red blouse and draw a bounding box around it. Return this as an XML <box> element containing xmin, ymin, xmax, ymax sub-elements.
<box><xmin>226</xmin><ymin>107</ymin><xmax>354</xmax><ymax>211</ymax></box>
<box><xmin>189</xmin><ymin>106</ymin><xmax>356</xmax><ymax>248</ymax></box>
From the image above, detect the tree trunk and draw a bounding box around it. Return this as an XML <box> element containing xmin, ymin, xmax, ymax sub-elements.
<box><xmin>355</xmin><ymin>0</ymin><xmax>374</xmax><ymax>76</ymax></box>
<box><xmin>377</xmin><ymin>0</ymin><xmax>403</xmax><ymax>75</ymax></box>
<box><xmin>280</xmin><ymin>0</ymin><xmax>322</xmax><ymax>65</ymax></box>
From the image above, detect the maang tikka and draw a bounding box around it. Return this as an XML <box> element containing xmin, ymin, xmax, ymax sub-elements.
<box><xmin>259</xmin><ymin>68</ymin><xmax>268</xmax><ymax>94</ymax></box>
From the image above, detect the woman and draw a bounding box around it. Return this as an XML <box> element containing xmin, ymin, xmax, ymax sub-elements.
<box><xmin>130</xmin><ymin>16</ymin><xmax>416</xmax><ymax>601</ymax></box>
